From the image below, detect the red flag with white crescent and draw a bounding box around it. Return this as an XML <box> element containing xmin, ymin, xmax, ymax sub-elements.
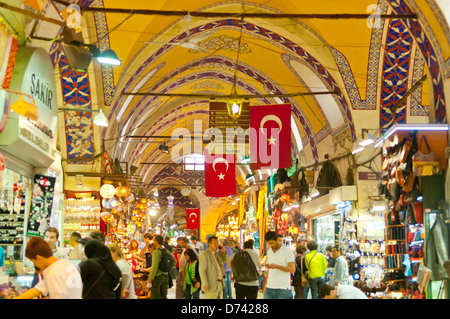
<box><xmin>250</xmin><ymin>104</ymin><xmax>291</xmax><ymax>170</ymax></box>
<box><xmin>204</xmin><ymin>150</ymin><xmax>236</xmax><ymax>197</ymax></box>
<box><xmin>186</xmin><ymin>208</ymin><xmax>200</xmax><ymax>230</ymax></box>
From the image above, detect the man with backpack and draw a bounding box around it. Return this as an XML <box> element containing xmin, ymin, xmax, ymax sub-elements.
<box><xmin>148</xmin><ymin>235</ymin><xmax>176</xmax><ymax>299</ymax></box>
<box><xmin>228</xmin><ymin>239</ymin><xmax>261</xmax><ymax>299</ymax></box>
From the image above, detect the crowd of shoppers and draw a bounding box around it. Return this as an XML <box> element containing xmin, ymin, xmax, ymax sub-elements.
<box><xmin>11</xmin><ymin>226</ymin><xmax>368</xmax><ymax>299</ymax></box>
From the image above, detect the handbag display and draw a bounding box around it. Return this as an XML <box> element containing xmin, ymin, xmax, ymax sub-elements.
<box><xmin>412</xmin><ymin>135</ymin><xmax>440</xmax><ymax>176</ymax></box>
<box><xmin>413</xmin><ymin>202</ymin><xmax>423</xmax><ymax>224</ymax></box>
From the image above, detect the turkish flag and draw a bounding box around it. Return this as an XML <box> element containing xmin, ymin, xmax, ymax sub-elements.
<box><xmin>250</xmin><ymin>104</ymin><xmax>291</xmax><ymax>170</ymax></box>
<box><xmin>186</xmin><ymin>208</ymin><xmax>200</xmax><ymax>230</ymax></box>
<box><xmin>204</xmin><ymin>150</ymin><xmax>236</xmax><ymax>197</ymax></box>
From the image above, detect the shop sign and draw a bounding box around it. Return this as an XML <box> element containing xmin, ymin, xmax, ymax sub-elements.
<box><xmin>358</xmin><ymin>171</ymin><xmax>381</xmax><ymax>180</ymax></box>
<box><xmin>19</xmin><ymin>124</ymin><xmax>49</xmax><ymax>152</ymax></box>
<box><xmin>9</xmin><ymin>47</ymin><xmax>58</xmax><ymax>133</ymax></box>
<box><xmin>27</xmin><ymin>174</ymin><xmax>56</xmax><ymax>237</ymax></box>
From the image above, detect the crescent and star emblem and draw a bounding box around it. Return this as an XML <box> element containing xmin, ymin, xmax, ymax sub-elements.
<box><xmin>212</xmin><ymin>158</ymin><xmax>229</xmax><ymax>180</ymax></box>
<box><xmin>189</xmin><ymin>212</ymin><xmax>198</xmax><ymax>222</ymax></box>
<box><xmin>260</xmin><ymin>115</ymin><xmax>282</xmax><ymax>145</ymax></box>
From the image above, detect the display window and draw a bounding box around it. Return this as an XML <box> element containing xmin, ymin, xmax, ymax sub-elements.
<box><xmin>0</xmin><ymin>167</ymin><xmax>31</xmax><ymax>261</ymax></box>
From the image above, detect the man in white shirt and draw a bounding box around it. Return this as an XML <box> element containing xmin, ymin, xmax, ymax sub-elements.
<box><xmin>320</xmin><ymin>283</ymin><xmax>368</xmax><ymax>299</ymax></box>
<box><xmin>331</xmin><ymin>244</ymin><xmax>349</xmax><ymax>285</ymax></box>
<box><xmin>14</xmin><ymin>237</ymin><xmax>82</xmax><ymax>299</ymax></box>
<box><xmin>263</xmin><ymin>232</ymin><xmax>295</xmax><ymax>299</ymax></box>
<box><xmin>44</xmin><ymin>227</ymin><xmax>68</xmax><ymax>260</ymax></box>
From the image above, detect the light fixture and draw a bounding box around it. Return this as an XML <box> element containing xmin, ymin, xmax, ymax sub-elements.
<box><xmin>310</xmin><ymin>187</ymin><xmax>320</xmax><ymax>198</ymax></box>
<box><xmin>159</xmin><ymin>143</ymin><xmax>169</xmax><ymax>154</ymax></box>
<box><xmin>226</xmin><ymin>99</ymin><xmax>243</xmax><ymax>120</ymax></box>
<box><xmin>3</xmin><ymin>88</ymin><xmax>40</xmax><ymax>121</ymax></box>
<box><xmin>359</xmin><ymin>132</ymin><xmax>375</xmax><ymax>147</ymax></box>
<box><xmin>153</xmin><ymin>188</ymin><xmax>159</xmax><ymax>197</ymax></box>
<box><xmin>352</xmin><ymin>143</ymin><xmax>364</xmax><ymax>154</ymax></box>
<box><xmin>245</xmin><ymin>171</ymin><xmax>255</xmax><ymax>181</ymax></box>
<box><xmin>374</xmin><ymin>123</ymin><xmax>449</xmax><ymax>148</ymax></box>
<box><xmin>96</xmin><ymin>49</ymin><xmax>121</xmax><ymax>66</ymax></box>
<box><xmin>93</xmin><ymin>109</ymin><xmax>108</xmax><ymax>127</ymax></box>
<box><xmin>75</xmin><ymin>175</ymin><xmax>83</xmax><ymax>188</ymax></box>
<box><xmin>291</xmin><ymin>200</ymin><xmax>300</xmax><ymax>208</ymax></box>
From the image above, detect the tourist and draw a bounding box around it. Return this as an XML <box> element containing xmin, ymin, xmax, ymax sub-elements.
<box><xmin>305</xmin><ymin>240</ymin><xmax>328</xmax><ymax>299</ymax></box>
<box><xmin>325</xmin><ymin>245</ymin><xmax>336</xmax><ymax>268</ymax></box>
<box><xmin>190</xmin><ymin>236</ymin><xmax>203</xmax><ymax>254</ymax></box>
<box><xmin>176</xmin><ymin>237</ymin><xmax>196</xmax><ymax>299</ymax></box>
<box><xmin>68</xmin><ymin>231</ymin><xmax>83</xmax><ymax>260</ymax></box>
<box><xmin>90</xmin><ymin>230</ymin><xmax>106</xmax><ymax>244</ymax></box>
<box><xmin>183</xmin><ymin>248</ymin><xmax>201</xmax><ymax>299</ymax></box>
<box><xmin>331</xmin><ymin>244</ymin><xmax>349</xmax><ymax>285</ymax></box>
<box><xmin>263</xmin><ymin>231</ymin><xmax>295</xmax><ymax>299</ymax></box>
<box><xmin>44</xmin><ymin>227</ymin><xmax>68</xmax><ymax>259</ymax></box>
<box><xmin>148</xmin><ymin>235</ymin><xmax>176</xmax><ymax>299</ymax></box>
<box><xmin>108</xmin><ymin>243</ymin><xmax>137</xmax><ymax>299</ymax></box>
<box><xmin>199</xmin><ymin>235</ymin><xmax>228</xmax><ymax>299</ymax></box>
<box><xmin>229</xmin><ymin>239</ymin><xmax>260</xmax><ymax>299</ymax></box>
<box><xmin>129</xmin><ymin>239</ymin><xmax>144</xmax><ymax>264</ymax></box>
<box><xmin>14</xmin><ymin>237</ymin><xmax>82</xmax><ymax>299</ymax></box>
<box><xmin>220</xmin><ymin>238</ymin><xmax>234</xmax><ymax>299</ymax></box>
<box><xmin>320</xmin><ymin>283</ymin><xmax>368</xmax><ymax>299</ymax></box>
<box><xmin>292</xmin><ymin>243</ymin><xmax>308</xmax><ymax>299</ymax></box>
<box><xmin>164</xmin><ymin>236</ymin><xmax>173</xmax><ymax>253</ymax></box>
<box><xmin>79</xmin><ymin>239</ymin><xmax>122</xmax><ymax>299</ymax></box>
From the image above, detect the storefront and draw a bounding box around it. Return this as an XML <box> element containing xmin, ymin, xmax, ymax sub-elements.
<box><xmin>374</xmin><ymin>124</ymin><xmax>449</xmax><ymax>299</ymax></box>
<box><xmin>0</xmin><ymin>45</ymin><xmax>59</xmax><ymax>269</ymax></box>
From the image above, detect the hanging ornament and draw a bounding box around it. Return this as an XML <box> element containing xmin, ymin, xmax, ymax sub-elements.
<box><xmin>107</xmin><ymin>197</ymin><xmax>118</xmax><ymax>209</ymax></box>
<box><xmin>125</xmin><ymin>193</ymin><xmax>135</xmax><ymax>203</ymax></box>
<box><xmin>100</xmin><ymin>184</ymin><xmax>116</xmax><ymax>199</ymax></box>
<box><xmin>115</xmin><ymin>186</ymin><xmax>131</xmax><ymax>198</ymax></box>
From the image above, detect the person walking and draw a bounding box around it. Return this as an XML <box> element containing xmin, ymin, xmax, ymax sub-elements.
<box><xmin>220</xmin><ymin>238</ymin><xmax>234</xmax><ymax>299</ymax></box>
<box><xmin>176</xmin><ymin>237</ymin><xmax>197</xmax><ymax>299</ymax></box>
<box><xmin>183</xmin><ymin>248</ymin><xmax>201</xmax><ymax>299</ymax></box>
<box><xmin>199</xmin><ymin>235</ymin><xmax>228</xmax><ymax>299</ymax></box>
<box><xmin>14</xmin><ymin>237</ymin><xmax>82</xmax><ymax>299</ymax></box>
<box><xmin>304</xmin><ymin>240</ymin><xmax>328</xmax><ymax>299</ymax></box>
<box><xmin>148</xmin><ymin>235</ymin><xmax>176</xmax><ymax>299</ymax></box>
<box><xmin>263</xmin><ymin>231</ymin><xmax>295</xmax><ymax>299</ymax></box>
<box><xmin>292</xmin><ymin>243</ymin><xmax>308</xmax><ymax>299</ymax></box>
<box><xmin>107</xmin><ymin>243</ymin><xmax>137</xmax><ymax>299</ymax></box>
<box><xmin>190</xmin><ymin>236</ymin><xmax>203</xmax><ymax>254</ymax></box>
<box><xmin>79</xmin><ymin>239</ymin><xmax>123</xmax><ymax>299</ymax></box>
<box><xmin>228</xmin><ymin>239</ymin><xmax>260</xmax><ymax>299</ymax></box>
<box><xmin>331</xmin><ymin>245</ymin><xmax>349</xmax><ymax>285</ymax></box>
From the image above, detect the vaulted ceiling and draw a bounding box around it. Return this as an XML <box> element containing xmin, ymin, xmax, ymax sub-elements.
<box><xmin>9</xmin><ymin>0</ymin><xmax>448</xmax><ymax>197</ymax></box>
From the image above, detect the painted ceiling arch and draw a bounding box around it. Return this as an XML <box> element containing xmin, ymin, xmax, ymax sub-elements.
<box><xmin>34</xmin><ymin>0</ymin><xmax>449</xmax><ymax>193</ymax></box>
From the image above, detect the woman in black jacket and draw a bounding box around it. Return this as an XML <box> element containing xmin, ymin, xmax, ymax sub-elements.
<box><xmin>79</xmin><ymin>239</ymin><xmax>122</xmax><ymax>299</ymax></box>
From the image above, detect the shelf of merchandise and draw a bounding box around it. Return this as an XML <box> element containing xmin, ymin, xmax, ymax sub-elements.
<box><xmin>62</xmin><ymin>199</ymin><xmax>101</xmax><ymax>244</ymax></box>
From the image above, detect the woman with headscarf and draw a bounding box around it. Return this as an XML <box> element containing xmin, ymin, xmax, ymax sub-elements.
<box><xmin>79</xmin><ymin>239</ymin><xmax>122</xmax><ymax>299</ymax></box>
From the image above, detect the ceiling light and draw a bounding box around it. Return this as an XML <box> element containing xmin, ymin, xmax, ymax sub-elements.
<box><xmin>352</xmin><ymin>144</ymin><xmax>364</xmax><ymax>154</ymax></box>
<box><xmin>374</xmin><ymin>124</ymin><xmax>449</xmax><ymax>148</ymax></box>
<box><xmin>96</xmin><ymin>49</ymin><xmax>121</xmax><ymax>66</ymax></box>
<box><xmin>310</xmin><ymin>187</ymin><xmax>320</xmax><ymax>198</ymax></box>
<box><xmin>93</xmin><ymin>109</ymin><xmax>108</xmax><ymax>127</ymax></box>
<box><xmin>75</xmin><ymin>175</ymin><xmax>83</xmax><ymax>188</ymax></box>
<box><xmin>291</xmin><ymin>200</ymin><xmax>300</xmax><ymax>208</ymax></box>
<box><xmin>159</xmin><ymin>143</ymin><xmax>169</xmax><ymax>154</ymax></box>
<box><xmin>359</xmin><ymin>134</ymin><xmax>374</xmax><ymax>147</ymax></box>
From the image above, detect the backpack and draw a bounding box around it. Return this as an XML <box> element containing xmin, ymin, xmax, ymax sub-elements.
<box><xmin>158</xmin><ymin>248</ymin><xmax>171</xmax><ymax>273</ymax></box>
<box><xmin>231</xmin><ymin>250</ymin><xmax>260</xmax><ymax>283</ymax></box>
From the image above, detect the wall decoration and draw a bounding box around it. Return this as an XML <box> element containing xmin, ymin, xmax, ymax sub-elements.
<box><xmin>27</xmin><ymin>175</ymin><xmax>56</xmax><ymax>237</ymax></box>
